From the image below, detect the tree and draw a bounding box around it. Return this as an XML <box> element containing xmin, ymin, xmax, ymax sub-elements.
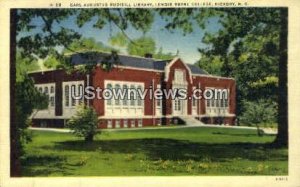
<box><xmin>109</xmin><ymin>33</ymin><xmax>175</xmax><ymax>60</ymax></box>
<box><xmin>12</xmin><ymin>9</ymin><xmax>155</xmax><ymax>175</ymax></box>
<box><xmin>153</xmin><ymin>47</ymin><xmax>175</xmax><ymax>60</ymax></box>
<box><xmin>66</xmin><ymin>105</ymin><xmax>99</xmax><ymax>142</ymax></box>
<box><xmin>16</xmin><ymin>75</ymin><xmax>49</xmax><ymax>153</ymax></box>
<box><xmin>44</xmin><ymin>37</ymin><xmax>116</xmax><ymax>69</ymax></box>
<box><xmin>127</xmin><ymin>36</ymin><xmax>156</xmax><ymax>56</ymax></box>
<box><xmin>63</xmin><ymin>37</ymin><xmax>115</xmax><ymax>54</ymax></box>
<box><xmin>158</xmin><ymin>8</ymin><xmax>287</xmax><ymax>147</ymax></box>
<box><xmin>240</xmin><ymin>100</ymin><xmax>277</xmax><ymax>136</ymax></box>
<box><xmin>16</xmin><ymin>52</ymin><xmax>40</xmax><ymax>82</ymax></box>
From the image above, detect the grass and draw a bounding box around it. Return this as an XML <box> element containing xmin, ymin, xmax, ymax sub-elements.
<box><xmin>21</xmin><ymin>127</ymin><xmax>288</xmax><ymax>176</ymax></box>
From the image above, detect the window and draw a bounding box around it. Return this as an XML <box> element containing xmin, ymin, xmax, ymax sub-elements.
<box><xmin>107</xmin><ymin>120</ymin><xmax>112</xmax><ymax>128</ymax></box>
<box><xmin>50</xmin><ymin>96</ymin><xmax>55</xmax><ymax>107</ymax></box>
<box><xmin>207</xmin><ymin>99</ymin><xmax>211</xmax><ymax>107</ymax></box>
<box><xmin>123</xmin><ymin>119</ymin><xmax>128</xmax><ymax>128</ymax></box>
<box><xmin>104</xmin><ymin>81</ymin><xmax>145</xmax><ymax>117</ymax></box>
<box><xmin>138</xmin><ymin>119</ymin><xmax>143</xmax><ymax>127</ymax></box>
<box><xmin>71</xmin><ymin>85</ymin><xmax>77</xmax><ymax>106</ymax></box>
<box><xmin>225</xmin><ymin>98</ymin><xmax>229</xmax><ymax>107</ymax></box>
<box><xmin>115</xmin><ymin>84</ymin><xmax>121</xmax><ymax>106</ymax></box>
<box><xmin>192</xmin><ymin>96</ymin><xmax>196</xmax><ymax>107</ymax></box>
<box><xmin>174</xmin><ymin>69</ymin><xmax>184</xmax><ymax>83</ymax></box>
<box><xmin>35</xmin><ymin>83</ymin><xmax>55</xmax><ymax>109</ymax></box>
<box><xmin>78</xmin><ymin>83</ymin><xmax>83</xmax><ymax>104</ymax></box>
<box><xmin>63</xmin><ymin>81</ymin><xmax>84</xmax><ymax>108</ymax></box>
<box><xmin>123</xmin><ymin>85</ymin><xmax>128</xmax><ymax>106</ymax></box>
<box><xmin>115</xmin><ymin>120</ymin><xmax>120</xmax><ymax>128</ymax></box>
<box><xmin>221</xmin><ymin>98</ymin><xmax>224</xmax><ymax>107</ymax></box>
<box><xmin>130</xmin><ymin>85</ymin><xmax>135</xmax><ymax>106</ymax></box>
<box><xmin>137</xmin><ymin>85</ymin><xmax>142</xmax><ymax>106</ymax></box>
<box><xmin>44</xmin><ymin>87</ymin><xmax>48</xmax><ymax>94</ymax></box>
<box><xmin>205</xmin><ymin>87</ymin><xmax>229</xmax><ymax>115</ymax></box>
<box><xmin>106</xmin><ymin>84</ymin><xmax>112</xmax><ymax>106</ymax></box>
<box><xmin>130</xmin><ymin>120</ymin><xmax>135</xmax><ymax>128</ymax></box>
<box><xmin>156</xmin><ymin>98</ymin><xmax>161</xmax><ymax>107</ymax></box>
<box><xmin>156</xmin><ymin>118</ymin><xmax>161</xmax><ymax>126</ymax></box>
<box><xmin>65</xmin><ymin>85</ymin><xmax>69</xmax><ymax>107</ymax></box>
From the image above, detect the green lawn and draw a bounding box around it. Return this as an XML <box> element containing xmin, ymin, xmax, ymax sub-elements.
<box><xmin>21</xmin><ymin>127</ymin><xmax>288</xmax><ymax>176</ymax></box>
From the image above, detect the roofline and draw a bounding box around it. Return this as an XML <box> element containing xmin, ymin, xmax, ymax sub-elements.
<box><xmin>27</xmin><ymin>66</ymin><xmax>234</xmax><ymax>80</ymax></box>
<box><xmin>193</xmin><ymin>73</ymin><xmax>235</xmax><ymax>80</ymax></box>
<box><xmin>68</xmin><ymin>50</ymin><xmax>166</xmax><ymax>61</ymax></box>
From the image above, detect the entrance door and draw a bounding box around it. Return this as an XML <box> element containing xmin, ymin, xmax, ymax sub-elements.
<box><xmin>173</xmin><ymin>98</ymin><xmax>184</xmax><ymax>115</ymax></box>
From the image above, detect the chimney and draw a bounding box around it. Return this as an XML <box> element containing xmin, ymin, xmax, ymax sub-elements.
<box><xmin>144</xmin><ymin>53</ymin><xmax>153</xmax><ymax>58</ymax></box>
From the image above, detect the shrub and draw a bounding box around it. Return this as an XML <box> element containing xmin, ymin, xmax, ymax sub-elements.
<box><xmin>66</xmin><ymin>104</ymin><xmax>99</xmax><ymax>142</ymax></box>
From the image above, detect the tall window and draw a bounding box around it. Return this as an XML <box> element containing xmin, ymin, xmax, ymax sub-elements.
<box><xmin>78</xmin><ymin>83</ymin><xmax>83</xmax><ymax>104</ymax></box>
<box><xmin>35</xmin><ymin>83</ymin><xmax>55</xmax><ymax>109</ymax></box>
<box><xmin>71</xmin><ymin>84</ymin><xmax>76</xmax><ymax>106</ymax></box>
<box><xmin>174</xmin><ymin>69</ymin><xmax>184</xmax><ymax>83</ymax></box>
<box><xmin>192</xmin><ymin>97</ymin><xmax>196</xmax><ymax>107</ymax></box>
<box><xmin>115</xmin><ymin>84</ymin><xmax>121</xmax><ymax>106</ymax></box>
<box><xmin>123</xmin><ymin>85</ymin><xmax>128</xmax><ymax>106</ymax></box>
<box><xmin>65</xmin><ymin>85</ymin><xmax>69</xmax><ymax>107</ymax></box>
<box><xmin>130</xmin><ymin>85</ymin><xmax>135</xmax><ymax>106</ymax></box>
<box><xmin>63</xmin><ymin>81</ymin><xmax>84</xmax><ymax>108</ymax></box>
<box><xmin>106</xmin><ymin>84</ymin><xmax>112</xmax><ymax>106</ymax></box>
<box><xmin>156</xmin><ymin>84</ymin><xmax>162</xmax><ymax>108</ymax></box>
<box><xmin>205</xmin><ymin>87</ymin><xmax>230</xmax><ymax>115</ymax></box>
<box><xmin>137</xmin><ymin>85</ymin><xmax>142</xmax><ymax>106</ymax></box>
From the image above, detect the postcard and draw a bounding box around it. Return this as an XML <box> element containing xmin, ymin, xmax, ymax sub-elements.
<box><xmin>0</xmin><ymin>0</ymin><xmax>299</xmax><ymax>186</ymax></box>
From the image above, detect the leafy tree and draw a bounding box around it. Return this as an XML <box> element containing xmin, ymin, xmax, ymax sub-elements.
<box><xmin>63</xmin><ymin>37</ymin><xmax>115</xmax><ymax>54</ymax></box>
<box><xmin>44</xmin><ymin>37</ymin><xmax>116</xmax><ymax>69</ymax></box>
<box><xmin>109</xmin><ymin>33</ymin><xmax>175</xmax><ymax>60</ymax></box>
<box><xmin>109</xmin><ymin>32</ymin><xmax>128</xmax><ymax>47</ymax></box>
<box><xmin>127</xmin><ymin>36</ymin><xmax>156</xmax><ymax>56</ymax></box>
<box><xmin>153</xmin><ymin>47</ymin><xmax>175</xmax><ymax>60</ymax></box>
<box><xmin>43</xmin><ymin>55</ymin><xmax>61</xmax><ymax>69</ymax></box>
<box><xmin>15</xmin><ymin>75</ymin><xmax>48</xmax><ymax>154</ymax></box>
<box><xmin>66</xmin><ymin>105</ymin><xmax>99</xmax><ymax>142</ymax></box>
<box><xmin>16</xmin><ymin>52</ymin><xmax>40</xmax><ymax>82</ymax></box>
<box><xmin>240</xmin><ymin>99</ymin><xmax>277</xmax><ymax>136</ymax></box>
<box><xmin>158</xmin><ymin>8</ymin><xmax>287</xmax><ymax>147</ymax></box>
<box><xmin>12</xmin><ymin>8</ymin><xmax>155</xmax><ymax>176</ymax></box>
<box><xmin>196</xmin><ymin>55</ymin><xmax>223</xmax><ymax>76</ymax></box>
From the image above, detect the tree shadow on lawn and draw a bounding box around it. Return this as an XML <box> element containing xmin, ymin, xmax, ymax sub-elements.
<box><xmin>21</xmin><ymin>155</ymin><xmax>74</xmax><ymax>176</ymax></box>
<box><xmin>53</xmin><ymin>138</ymin><xmax>287</xmax><ymax>162</ymax></box>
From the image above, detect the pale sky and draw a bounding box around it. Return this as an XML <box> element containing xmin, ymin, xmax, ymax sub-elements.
<box><xmin>21</xmin><ymin>11</ymin><xmax>222</xmax><ymax>64</ymax></box>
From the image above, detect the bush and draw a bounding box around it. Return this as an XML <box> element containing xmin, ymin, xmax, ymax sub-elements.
<box><xmin>66</xmin><ymin>104</ymin><xmax>99</xmax><ymax>142</ymax></box>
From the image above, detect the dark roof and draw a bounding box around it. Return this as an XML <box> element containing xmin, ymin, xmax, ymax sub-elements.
<box><xmin>187</xmin><ymin>64</ymin><xmax>208</xmax><ymax>75</ymax></box>
<box><xmin>70</xmin><ymin>52</ymin><xmax>208</xmax><ymax>75</ymax></box>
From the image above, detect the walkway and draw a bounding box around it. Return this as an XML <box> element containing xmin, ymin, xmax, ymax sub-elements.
<box><xmin>29</xmin><ymin>124</ymin><xmax>277</xmax><ymax>135</ymax></box>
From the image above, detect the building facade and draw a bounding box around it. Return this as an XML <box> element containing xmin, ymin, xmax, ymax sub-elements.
<box><xmin>29</xmin><ymin>52</ymin><xmax>236</xmax><ymax>128</ymax></box>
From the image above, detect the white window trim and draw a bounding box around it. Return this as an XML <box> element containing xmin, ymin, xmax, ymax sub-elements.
<box><xmin>35</xmin><ymin>83</ymin><xmax>56</xmax><ymax>109</ymax></box>
<box><xmin>104</xmin><ymin>80</ymin><xmax>145</xmax><ymax>117</ymax></box>
<box><xmin>205</xmin><ymin>87</ymin><xmax>230</xmax><ymax>116</ymax></box>
<box><xmin>62</xmin><ymin>81</ymin><xmax>85</xmax><ymax>109</ymax></box>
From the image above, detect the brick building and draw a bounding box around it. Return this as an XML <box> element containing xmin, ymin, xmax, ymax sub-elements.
<box><xmin>29</xmin><ymin>52</ymin><xmax>236</xmax><ymax>128</ymax></box>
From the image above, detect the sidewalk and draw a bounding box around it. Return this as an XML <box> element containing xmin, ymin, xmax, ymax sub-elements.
<box><xmin>29</xmin><ymin>124</ymin><xmax>277</xmax><ymax>134</ymax></box>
